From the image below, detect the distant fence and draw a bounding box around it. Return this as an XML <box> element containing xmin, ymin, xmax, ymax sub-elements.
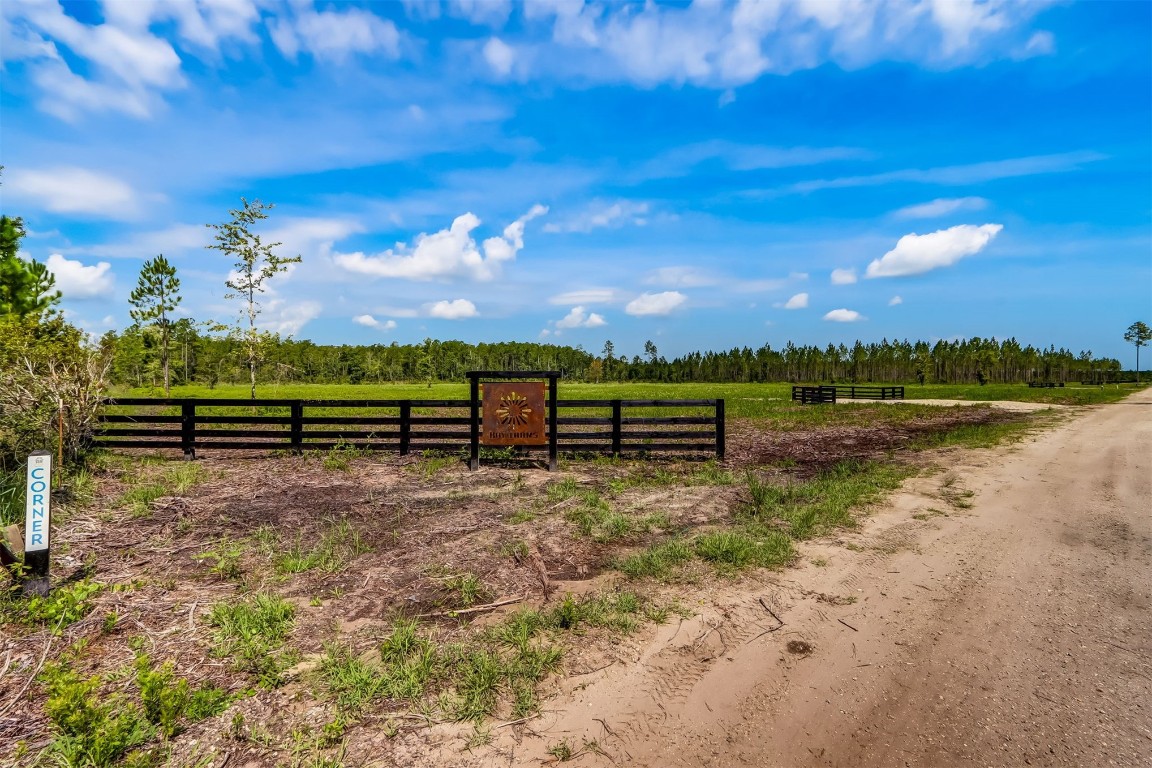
<box><xmin>792</xmin><ymin>386</ymin><xmax>837</xmax><ymax>404</ymax></box>
<box><xmin>1027</xmin><ymin>382</ymin><xmax>1066</xmax><ymax>388</ymax></box>
<box><xmin>94</xmin><ymin>398</ymin><xmax>724</xmax><ymax>459</ymax></box>
<box><xmin>791</xmin><ymin>385</ymin><xmax>904</xmax><ymax>403</ymax></box>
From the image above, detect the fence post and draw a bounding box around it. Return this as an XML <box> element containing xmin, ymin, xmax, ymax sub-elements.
<box><xmin>715</xmin><ymin>399</ymin><xmax>725</xmax><ymax>459</ymax></box>
<box><xmin>611</xmin><ymin>400</ymin><xmax>622</xmax><ymax>458</ymax></box>
<box><xmin>180</xmin><ymin>401</ymin><xmax>196</xmax><ymax>460</ymax></box>
<box><xmin>400</xmin><ymin>402</ymin><xmax>411</xmax><ymax>456</ymax></box>
<box><xmin>290</xmin><ymin>402</ymin><xmax>303</xmax><ymax>453</ymax></box>
<box><xmin>548</xmin><ymin>375</ymin><xmax>558</xmax><ymax>472</ymax></box>
<box><xmin>469</xmin><ymin>376</ymin><xmax>480</xmax><ymax>471</ymax></box>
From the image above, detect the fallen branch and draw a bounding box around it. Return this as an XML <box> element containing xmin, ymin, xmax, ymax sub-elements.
<box><xmin>837</xmin><ymin>618</ymin><xmax>859</xmax><ymax>632</ymax></box>
<box><xmin>417</xmin><ymin>595</ymin><xmax>524</xmax><ymax>618</ymax></box>
<box><xmin>758</xmin><ymin>596</ymin><xmax>784</xmax><ymax>628</ymax></box>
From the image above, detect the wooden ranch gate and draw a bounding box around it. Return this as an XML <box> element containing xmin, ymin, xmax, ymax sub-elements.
<box><xmin>93</xmin><ymin>397</ymin><xmax>725</xmax><ymax>460</ymax></box>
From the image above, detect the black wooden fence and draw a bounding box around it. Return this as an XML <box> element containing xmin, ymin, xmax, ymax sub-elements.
<box><xmin>94</xmin><ymin>398</ymin><xmax>725</xmax><ymax>459</ymax></box>
<box><xmin>791</xmin><ymin>385</ymin><xmax>904</xmax><ymax>403</ymax></box>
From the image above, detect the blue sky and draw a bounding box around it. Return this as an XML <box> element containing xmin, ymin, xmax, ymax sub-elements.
<box><xmin>2</xmin><ymin>0</ymin><xmax>1149</xmax><ymax>363</ymax></box>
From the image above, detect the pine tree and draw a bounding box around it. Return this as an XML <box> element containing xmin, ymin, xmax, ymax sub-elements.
<box><xmin>129</xmin><ymin>255</ymin><xmax>182</xmax><ymax>395</ymax></box>
<box><xmin>1</xmin><ymin>214</ymin><xmax>60</xmax><ymax>318</ymax></box>
<box><xmin>206</xmin><ymin>198</ymin><xmax>301</xmax><ymax>399</ymax></box>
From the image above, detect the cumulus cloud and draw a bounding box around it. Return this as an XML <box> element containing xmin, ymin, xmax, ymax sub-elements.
<box><xmin>483</xmin><ymin>37</ymin><xmax>515</xmax><ymax>75</ymax></box>
<box><xmin>334</xmin><ymin>205</ymin><xmax>547</xmax><ymax>282</ymax></box>
<box><xmin>889</xmin><ymin>295</ymin><xmax>904</xmax><ymax>306</ymax></box>
<box><xmin>555</xmin><ymin>306</ymin><xmax>607</xmax><ymax>329</ymax></box>
<box><xmin>643</xmin><ymin>266</ymin><xmax>716</xmax><ymax>288</ymax></box>
<box><xmin>45</xmin><ymin>254</ymin><xmax>114</xmax><ymax>299</ymax></box>
<box><xmin>781</xmin><ymin>292</ymin><xmax>808</xmax><ymax>309</ymax></box>
<box><xmin>7</xmin><ymin>167</ymin><xmax>140</xmax><ymax>219</ymax></box>
<box><xmin>823</xmin><ymin>308</ymin><xmax>865</xmax><ymax>323</ymax></box>
<box><xmin>543</xmin><ymin>200</ymin><xmax>649</xmax><ymax>233</ymax></box>
<box><xmin>625</xmin><ymin>291</ymin><xmax>686</xmax><ymax>316</ymax></box>
<box><xmin>354</xmin><ymin>314</ymin><xmax>397</xmax><ymax>330</ymax></box>
<box><xmin>548</xmin><ymin>288</ymin><xmax>618</xmax><ymax>305</ymax></box>
<box><xmin>426</xmin><ymin>299</ymin><xmax>478</xmax><ymax>319</ymax></box>
<box><xmin>893</xmin><ymin>197</ymin><xmax>988</xmax><ymax>219</ymax></box>
<box><xmin>830</xmin><ymin>268</ymin><xmax>857</xmax><ymax>285</ymax></box>
<box><xmin>866</xmin><ymin>224</ymin><xmax>1003</xmax><ymax>278</ymax></box>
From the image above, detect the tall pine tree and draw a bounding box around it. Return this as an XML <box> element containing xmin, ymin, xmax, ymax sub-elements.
<box><xmin>129</xmin><ymin>254</ymin><xmax>182</xmax><ymax>395</ymax></box>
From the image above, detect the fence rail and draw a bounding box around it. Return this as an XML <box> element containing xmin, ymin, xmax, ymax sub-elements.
<box><xmin>791</xmin><ymin>385</ymin><xmax>904</xmax><ymax>403</ymax></box>
<box><xmin>94</xmin><ymin>398</ymin><xmax>725</xmax><ymax>459</ymax></box>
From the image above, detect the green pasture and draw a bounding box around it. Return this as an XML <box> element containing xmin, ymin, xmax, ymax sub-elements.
<box><xmin>116</xmin><ymin>380</ymin><xmax>1140</xmax><ymax>415</ymax></box>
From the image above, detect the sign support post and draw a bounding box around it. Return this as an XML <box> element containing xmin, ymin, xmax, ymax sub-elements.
<box><xmin>24</xmin><ymin>450</ymin><xmax>52</xmax><ymax>596</ymax></box>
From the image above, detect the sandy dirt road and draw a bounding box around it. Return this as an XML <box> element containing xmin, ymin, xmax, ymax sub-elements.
<box><xmin>478</xmin><ymin>391</ymin><xmax>1152</xmax><ymax>767</ymax></box>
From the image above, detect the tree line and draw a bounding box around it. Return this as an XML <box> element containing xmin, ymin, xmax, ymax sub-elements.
<box><xmin>99</xmin><ymin>326</ymin><xmax>1127</xmax><ymax>389</ymax></box>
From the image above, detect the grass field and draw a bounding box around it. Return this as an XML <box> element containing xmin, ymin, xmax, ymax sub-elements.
<box><xmin>118</xmin><ymin>380</ymin><xmax>1143</xmax><ymax>413</ymax></box>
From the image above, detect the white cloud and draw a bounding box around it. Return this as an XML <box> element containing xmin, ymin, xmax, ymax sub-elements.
<box><xmin>543</xmin><ymin>200</ymin><xmax>649</xmax><ymax>233</ymax></box>
<box><xmin>823</xmin><ymin>308</ymin><xmax>865</xmax><ymax>323</ymax></box>
<box><xmin>889</xmin><ymin>295</ymin><xmax>904</xmax><ymax>306</ymax></box>
<box><xmin>45</xmin><ymin>254</ymin><xmax>114</xmax><ymax>299</ymax></box>
<box><xmin>334</xmin><ymin>205</ymin><xmax>547</xmax><ymax>282</ymax></box>
<box><xmin>426</xmin><ymin>299</ymin><xmax>478</xmax><ymax>319</ymax></box>
<box><xmin>893</xmin><ymin>197</ymin><xmax>988</xmax><ymax>219</ymax></box>
<box><xmin>7</xmin><ymin>167</ymin><xmax>139</xmax><ymax>219</ymax></box>
<box><xmin>555</xmin><ymin>306</ymin><xmax>607</xmax><ymax>329</ymax></box>
<box><xmin>269</xmin><ymin>5</ymin><xmax>400</xmax><ymax>63</ymax></box>
<box><xmin>830</xmin><ymin>268</ymin><xmax>857</xmax><ymax>285</ymax></box>
<box><xmin>523</xmin><ymin>0</ymin><xmax>1055</xmax><ymax>88</ymax></box>
<box><xmin>866</xmin><ymin>223</ymin><xmax>1003</xmax><ymax>278</ymax></box>
<box><xmin>548</xmin><ymin>288</ymin><xmax>618</xmax><ymax>305</ymax></box>
<box><xmin>450</xmin><ymin>0</ymin><xmax>513</xmax><ymax>28</ymax></box>
<box><xmin>782</xmin><ymin>292</ymin><xmax>809</xmax><ymax>309</ymax></box>
<box><xmin>643</xmin><ymin>266</ymin><xmax>716</xmax><ymax>288</ymax></box>
<box><xmin>718</xmin><ymin>89</ymin><xmax>736</xmax><ymax>107</ymax></box>
<box><xmin>354</xmin><ymin>314</ymin><xmax>397</xmax><ymax>331</ymax></box>
<box><xmin>483</xmin><ymin>37</ymin><xmax>515</xmax><ymax>75</ymax></box>
<box><xmin>0</xmin><ymin>0</ymin><xmax>264</xmax><ymax>119</ymax></box>
<box><xmin>625</xmin><ymin>291</ymin><xmax>686</xmax><ymax>316</ymax></box>
<box><xmin>263</xmin><ymin>299</ymin><xmax>321</xmax><ymax>336</ymax></box>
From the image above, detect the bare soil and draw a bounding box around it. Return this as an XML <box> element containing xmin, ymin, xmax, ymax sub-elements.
<box><xmin>481</xmin><ymin>390</ymin><xmax>1152</xmax><ymax>767</ymax></box>
<box><xmin>1</xmin><ymin>396</ymin><xmax>1147</xmax><ymax>768</ymax></box>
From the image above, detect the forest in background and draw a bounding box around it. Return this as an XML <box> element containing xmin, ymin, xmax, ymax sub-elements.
<box><xmin>99</xmin><ymin>322</ymin><xmax>1128</xmax><ymax>390</ymax></box>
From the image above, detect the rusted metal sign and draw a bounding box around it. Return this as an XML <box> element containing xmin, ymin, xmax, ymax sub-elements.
<box><xmin>482</xmin><ymin>382</ymin><xmax>547</xmax><ymax>446</ymax></box>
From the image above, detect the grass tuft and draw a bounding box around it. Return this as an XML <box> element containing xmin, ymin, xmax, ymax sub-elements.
<box><xmin>207</xmin><ymin>593</ymin><xmax>296</xmax><ymax>687</ymax></box>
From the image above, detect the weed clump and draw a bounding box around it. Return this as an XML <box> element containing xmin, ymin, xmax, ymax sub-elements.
<box><xmin>207</xmin><ymin>592</ymin><xmax>296</xmax><ymax>687</ymax></box>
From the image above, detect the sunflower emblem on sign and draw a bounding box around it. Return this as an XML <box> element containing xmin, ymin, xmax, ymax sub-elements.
<box><xmin>495</xmin><ymin>391</ymin><xmax>533</xmax><ymax>426</ymax></box>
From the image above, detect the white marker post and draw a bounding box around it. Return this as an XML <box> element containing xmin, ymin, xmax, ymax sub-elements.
<box><xmin>24</xmin><ymin>450</ymin><xmax>51</xmax><ymax>595</ymax></box>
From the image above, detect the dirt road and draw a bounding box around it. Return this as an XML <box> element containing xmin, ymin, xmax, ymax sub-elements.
<box><xmin>492</xmin><ymin>391</ymin><xmax>1151</xmax><ymax>766</ymax></box>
